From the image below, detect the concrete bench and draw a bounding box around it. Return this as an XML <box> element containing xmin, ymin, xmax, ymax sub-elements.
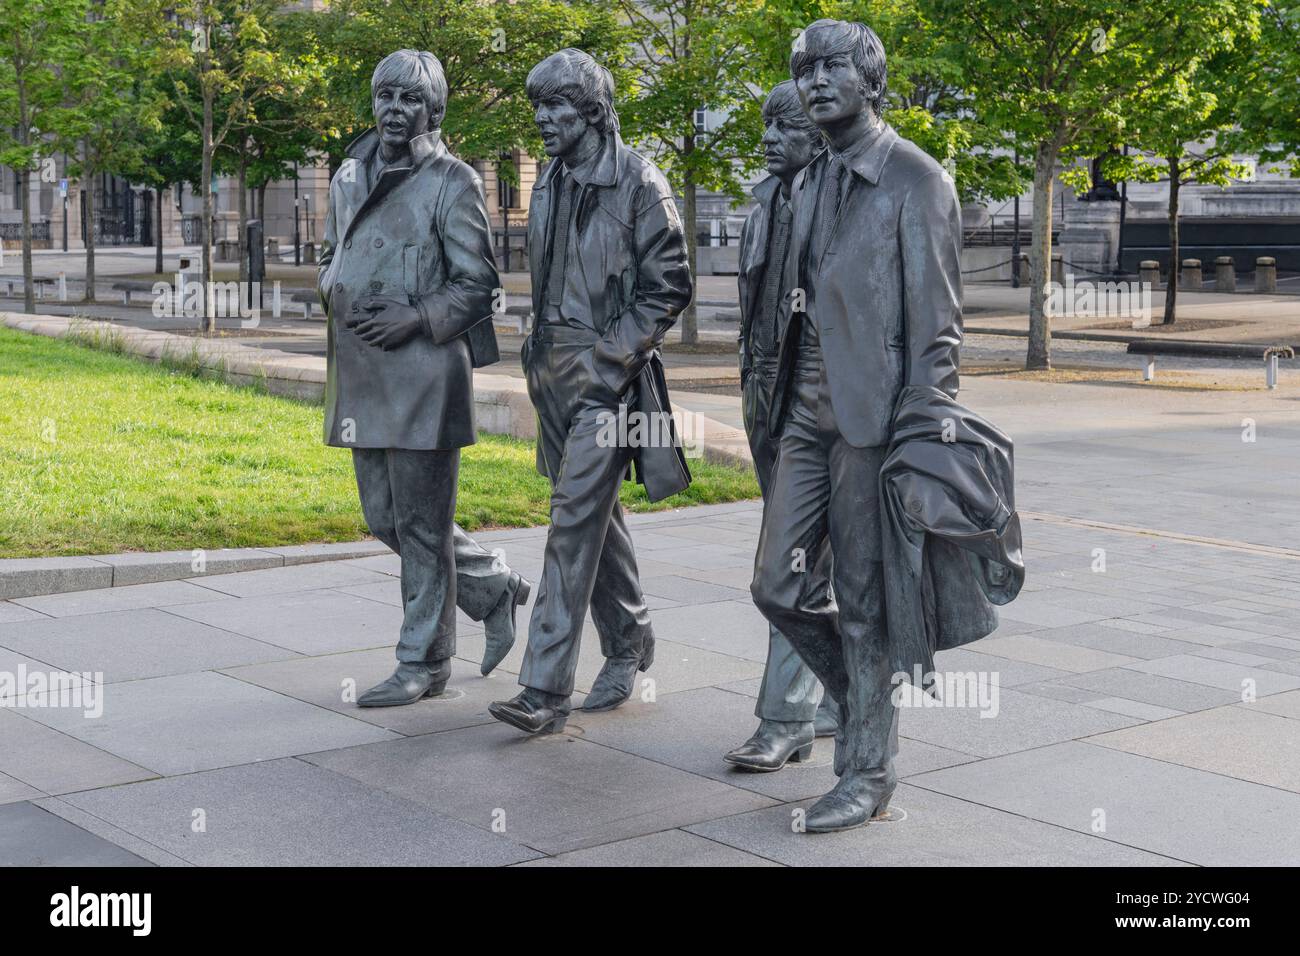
<box><xmin>291</xmin><ymin>290</ymin><xmax>321</xmax><ymax>320</ymax></box>
<box><xmin>112</xmin><ymin>280</ymin><xmax>160</xmax><ymax>305</ymax></box>
<box><xmin>1</xmin><ymin>274</ymin><xmax>57</xmax><ymax>298</ymax></box>
<box><xmin>1127</xmin><ymin>339</ymin><xmax>1295</xmax><ymax>389</ymax></box>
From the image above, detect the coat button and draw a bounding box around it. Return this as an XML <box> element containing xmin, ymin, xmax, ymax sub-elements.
<box><xmin>351</xmin><ymin>303</ymin><xmax>359</xmax><ymax>313</ymax></box>
<box><xmin>374</xmin><ymin>237</ymin><xmax>384</xmax><ymax>248</ymax></box>
<box><xmin>370</xmin><ymin>281</ymin><xmax>383</xmax><ymax>293</ymax></box>
<box><xmin>334</xmin><ymin>283</ymin><xmax>343</xmax><ymax>295</ymax></box>
<box><xmin>908</xmin><ymin>498</ymin><xmax>923</xmax><ymax>514</ymax></box>
<box><xmin>343</xmin><ymin>238</ymin><xmax>351</xmax><ymax>249</ymax></box>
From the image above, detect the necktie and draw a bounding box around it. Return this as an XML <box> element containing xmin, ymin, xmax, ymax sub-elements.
<box><xmin>814</xmin><ymin>155</ymin><xmax>847</xmax><ymax>267</ymax></box>
<box><xmin>546</xmin><ymin>171</ymin><xmax>575</xmax><ymax>308</ymax></box>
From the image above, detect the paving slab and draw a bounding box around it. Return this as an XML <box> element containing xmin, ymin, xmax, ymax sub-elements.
<box><xmin>164</xmin><ymin>588</ymin><xmax>405</xmax><ymax>656</ymax></box>
<box><xmin>0</xmin><ymin>557</ymin><xmax>111</xmax><ymax>600</ymax></box>
<box><xmin>910</xmin><ymin>741</ymin><xmax>1300</xmax><ymax>865</ymax></box>
<box><xmin>1123</xmin><ymin>654</ymin><xmax>1300</xmax><ymax>696</ymax></box>
<box><xmin>302</xmin><ymin>722</ymin><xmax>776</xmax><ymax>855</ymax></box>
<box><xmin>895</xmin><ymin>687</ymin><xmax>1141</xmax><ymax>758</ymax></box>
<box><xmin>0</xmin><ymin>772</ymin><xmax>44</xmax><ymax>805</ymax></box>
<box><xmin>0</xmin><ymin>708</ymin><xmax>155</xmax><ymax>794</ymax></box>
<box><xmin>1027</xmin><ymin>622</ymin><xmax>1206</xmax><ymax>660</ymax></box>
<box><xmin>184</xmin><ymin>561</ymin><xmax>394</xmax><ymax>598</ymax></box>
<box><xmin>0</xmin><ymin>601</ymin><xmax>49</xmax><ymax>624</ymax></box>
<box><xmin>10</xmin><ymin>579</ymin><xmax>227</xmax><ymax>618</ymax></box>
<box><xmin>0</xmin><ymin>607</ymin><xmax>293</xmax><ymax>683</ymax></box>
<box><xmin>1087</xmin><ymin>704</ymin><xmax>1300</xmax><ymax>792</ymax></box>
<box><xmin>222</xmin><ymin>649</ymin><xmax>513</xmax><ymax>736</ymax></box>
<box><xmin>0</xmin><ymin>802</ymin><xmax>152</xmax><ymax>866</ymax></box>
<box><xmin>19</xmin><ymin>671</ymin><xmax>397</xmax><ymax>776</ymax></box>
<box><xmin>685</xmin><ymin>783</ymin><xmax>1184</xmax><ymax>867</ymax></box>
<box><xmin>573</xmin><ymin>687</ymin><xmax>976</xmax><ymax>803</ymax></box>
<box><xmin>59</xmin><ymin>757</ymin><xmax>538</xmax><ymax>867</ymax></box>
<box><xmin>517</xmin><ymin>828</ymin><xmax>780</xmax><ymax>867</ymax></box>
<box><xmin>959</xmin><ymin>634</ymin><xmax>1141</xmax><ymax>673</ymax></box>
<box><xmin>1055</xmin><ymin>667</ymin><xmax>1250</xmax><ymax>712</ymax></box>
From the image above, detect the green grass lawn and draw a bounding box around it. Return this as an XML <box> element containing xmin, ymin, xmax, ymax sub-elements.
<box><xmin>0</xmin><ymin>325</ymin><xmax>759</xmax><ymax>558</ymax></box>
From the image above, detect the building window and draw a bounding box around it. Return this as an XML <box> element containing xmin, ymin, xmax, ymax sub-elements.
<box><xmin>497</xmin><ymin>153</ymin><xmax>518</xmax><ymax>211</ymax></box>
<box><xmin>694</xmin><ymin>108</ymin><xmax>708</xmax><ymax>133</ymax></box>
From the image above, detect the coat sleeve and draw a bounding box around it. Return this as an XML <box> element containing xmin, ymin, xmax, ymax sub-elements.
<box><xmin>899</xmin><ymin>167</ymin><xmax>963</xmax><ymax>397</ymax></box>
<box><xmin>588</xmin><ymin>169</ymin><xmax>693</xmax><ymax>398</ymax></box>
<box><xmin>317</xmin><ymin>177</ymin><xmax>339</xmax><ymax>310</ymax></box>
<box><xmin>415</xmin><ymin>172</ymin><xmax>501</xmax><ymax>345</ymax></box>
<box><xmin>736</xmin><ymin>204</ymin><xmax>760</xmax><ymax>383</ymax></box>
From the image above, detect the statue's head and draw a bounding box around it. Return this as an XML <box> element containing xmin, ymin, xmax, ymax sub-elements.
<box><xmin>790</xmin><ymin>20</ymin><xmax>887</xmax><ymax>129</ymax></box>
<box><xmin>371</xmin><ymin>50</ymin><xmax>448</xmax><ymax>153</ymax></box>
<box><xmin>761</xmin><ymin>80</ymin><xmax>823</xmax><ymax>181</ymax></box>
<box><xmin>525</xmin><ymin>48</ymin><xmax>619</xmax><ymax>159</ymax></box>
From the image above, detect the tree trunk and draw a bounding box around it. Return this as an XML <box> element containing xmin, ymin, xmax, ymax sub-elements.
<box><xmin>1026</xmin><ymin>140</ymin><xmax>1059</xmax><ymax>370</ymax></box>
<box><xmin>1161</xmin><ymin>157</ymin><xmax>1181</xmax><ymax>326</ymax></box>
<box><xmin>201</xmin><ymin>67</ymin><xmax>214</xmax><ymax>331</ymax></box>
<box><xmin>17</xmin><ymin>78</ymin><xmax>34</xmax><ymax>314</ymax></box>
<box><xmin>680</xmin><ymin>128</ymin><xmax>698</xmax><ymax>345</ymax></box>
<box><xmin>237</xmin><ymin>156</ymin><xmax>248</xmax><ymax>287</ymax></box>
<box><xmin>83</xmin><ymin>146</ymin><xmax>97</xmax><ymax>303</ymax></box>
<box><xmin>155</xmin><ymin>185</ymin><xmax>164</xmax><ymax>276</ymax></box>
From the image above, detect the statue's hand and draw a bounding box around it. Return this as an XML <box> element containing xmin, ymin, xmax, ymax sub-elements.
<box><xmin>348</xmin><ymin>296</ymin><xmax>425</xmax><ymax>350</ymax></box>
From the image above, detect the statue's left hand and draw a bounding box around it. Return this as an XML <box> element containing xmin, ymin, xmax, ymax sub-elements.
<box><xmin>348</xmin><ymin>296</ymin><xmax>425</xmax><ymax>350</ymax></box>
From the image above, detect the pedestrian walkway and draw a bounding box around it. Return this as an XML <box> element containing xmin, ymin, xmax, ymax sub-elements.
<box><xmin>2</xmin><ymin>371</ymin><xmax>1299</xmax><ymax>865</ymax></box>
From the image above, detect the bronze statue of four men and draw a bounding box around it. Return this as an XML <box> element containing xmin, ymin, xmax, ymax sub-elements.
<box><xmin>320</xmin><ymin>19</ymin><xmax>1023</xmax><ymax>835</ymax></box>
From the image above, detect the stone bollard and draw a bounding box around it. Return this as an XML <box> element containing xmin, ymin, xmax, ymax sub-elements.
<box><xmin>302</xmin><ymin>242</ymin><xmax>317</xmax><ymax>265</ymax></box>
<box><xmin>1255</xmin><ymin>256</ymin><xmax>1277</xmax><ymax>293</ymax></box>
<box><xmin>1051</xmin><ymin>252</ymin><xmax>1064</xmax><ymax>286</ymax></box>
<box><xmin>1181</xmin><ymin>258</ymin><xmax>1202</xmax><ymax>290</ymax></box>
<box><xmin>1215</xmin><ymin>256</ymin><xmax>1236</xmax><ymax>292</ymax></box>
<box><xmin>266</xmin><ymin>238</ymin><xmax>280</xmax><ymax>258</ymax></box>
<box><xmin>1139</xmin><ymin>260</ymin><xmax>1161</xmax><ymax>289</ymax></box>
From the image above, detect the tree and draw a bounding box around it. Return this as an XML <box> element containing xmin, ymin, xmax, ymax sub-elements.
<box><xmin>1228</xmin><ymin>0</ymin><xmax>1300</xmax><ymax>177</ymax></box>
<box><xmin>1100</xmin><ymin>39</ymin><xmax>1256</xmax><ymax>325</ymax></box>
<box><xmin>0</xmin><ymin>0</ymin><xmax>84</xmax><ymax>313</ymax></box>
<box><xmin>617</xmin><ymin>0</ymin><xmax>770</xmax><ymax>344</ymax></box>
<box><xmin>56</xmin><ymin>0</ymin><xmax>166</xmax><ymax>302</ymax></box>
<box><xmin>925</xmin><ymin>0</ymin><xmax>1253</xmax><ymax>369</ymax></box>
<box><xmin>160</xmin><ymin>0</ymin><xmax>309</xmax><ymax>331</ymax></box>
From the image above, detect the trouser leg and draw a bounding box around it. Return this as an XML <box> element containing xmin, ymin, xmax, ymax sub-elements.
<box><xmin>588</xmin><ymin>501</ymin><xmax>654</xmax><ymax>663</ymax></box>
<box><xmin>520</xmin><ymin>342</ymin><xmax>638</xmax><ymax>697</ymax></box>
<box><xmin>744</xmin><ymin>367</ymin><xmax>824</xmax><ymax>723</ymax></box>
<box><xmin>353</xmin><ymin>447</ymin><xmax>459</xmax><ymax>665</ymax></box>
<box><xmin>823</xmin><ymin>437</ymin><xmax>895</xmax><ymax>773</ymax></box>
<box><xmin>749</xmin><ymin>379</ymin><xmax>848</xmax><ymax>706</ymax></box>
<box><xmin>452</xmin><ymin>524</ymin><xmax>514</xmax><ymax>622</ymax></box>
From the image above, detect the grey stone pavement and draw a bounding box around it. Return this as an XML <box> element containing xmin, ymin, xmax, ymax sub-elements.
<box><xmin>3</xmin><ymin>367</ymin><xmax>1300</xmax><ymax>867</ymax></box>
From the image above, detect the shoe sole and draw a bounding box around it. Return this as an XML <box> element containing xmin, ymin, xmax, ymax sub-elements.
<box><xmin>724</xmin><ymin>742</ymin><xmax>815</xmax><ymax>773</ymax></box>
<box><xmin>488</xmin><ymin>703</ymin><xmax>567</xmax><ymax>735</ymax></box>
<box><xmin>357</xmin><ymin>682</ymin><xmax>448</xmax><ymax>708</ymax></box>
<box><xmin>804</xmin><ymin>796</ymin><xmax>895</xmax><ymax>833</ymax></box>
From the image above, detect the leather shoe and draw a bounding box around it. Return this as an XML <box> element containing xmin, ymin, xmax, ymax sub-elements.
<box><xmin>489</xmin><ymin>688</ymin><xmax>570</xmax><ymax>735</ymax></box>
<box><xmin>358</xmin><ymin>660</ymin><xmax>450</xmax><ymax>708</ymax></box>
<box><xmin>581</xmin><ymin>646</ymin><xmax>652</xmax><ymax>712</ymax></box>
<box><xmin>481</xmin><ymin>571</ymin><xmax>532</xmax><ymax>676</ymax></box>
<box><xmin>724</xmin><ymin>720</ymin><xmax>815</xmax><ymax>772</ymax></box>
<box><xmin>814</xmin><ymin>696</ymin><xmax>841</xmax><ymax>738</ymax></box>
<box><xmin>804</xmin><ymin>764</ymin><xmax>897</xmax><ymax>833</ymax></box>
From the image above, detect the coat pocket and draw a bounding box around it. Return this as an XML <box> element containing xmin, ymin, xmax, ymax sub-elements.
<box><xmin>402</xmin><ymin>244</ymin><xmax>420</xmax><ymax>298</ymax></box>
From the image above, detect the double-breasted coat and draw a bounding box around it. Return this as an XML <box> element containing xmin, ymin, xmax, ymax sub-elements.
<box><xmin>318</xmin><ymin>128</ymin><xmax>500</xmax><ymax>450</ymax></box>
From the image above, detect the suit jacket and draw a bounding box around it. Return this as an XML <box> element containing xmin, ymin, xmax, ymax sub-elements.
<box><xmin>770</xmin><ymin>124</ymin><xmax>964</xmax><ymax>447</ymax></box>
<box><xmin>736</xmin><ymin>173</ymin><xmax>798</xmax><ymax>383</ymax></box>
<box><xmin>880</xmin><ymin>385</ymin><xmax>1024</xmax><ymax>679</ymax></box>
<box><xmin>525</xmin><ymin>132</ymin><xmax>694</xmax><ymax>501</ymax></box>
<box><xmin>318</xmin><ymin>128</ymin><xmax>500</xmax><ymax>450</ymax></box>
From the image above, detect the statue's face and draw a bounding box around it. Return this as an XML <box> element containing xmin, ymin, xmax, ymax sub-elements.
<box><xmin>532</xmin><ymin>93</ymin><xmax>591</xmax><ymax>159</ymax></box>
<box><xmin>761</xmin><ymin>112</ymin><xmax>820</xmax><ymax>180</ymax></box>
<box><xmin>373</xmin><ymin>82</ymin><xmax>431</xmax><ymax>153</ymax></box>
<box><xmin>794</xmin><ymin>51</ymin><xmax>874</xmax><ymax>128</ymax></box>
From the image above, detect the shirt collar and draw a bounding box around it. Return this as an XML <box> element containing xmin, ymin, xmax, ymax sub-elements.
<box><xmin>827</xmin><ymin>121</ymin><xmax>894</xmax><ymax>186</ymax></box>
<box><xmin>559</xmin><ymin>132</ymin><xmax>618</xmax><ymax>187</ymax></box>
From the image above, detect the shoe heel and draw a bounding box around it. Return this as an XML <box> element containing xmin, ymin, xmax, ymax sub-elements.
<box><xmin>791</xmin><ymin>742</ymin><xmax>815</xmax><ymax>763</ymax></box>
<box><xmin>423</xmin><ymin>681</ymin><xmax>448</xmax><ymax>699</ymax></box>
<box><xmin>543</xmin><ymin>715</ymin><xmax>567</xmax><ymax>734</ymax></box>
<box><xmin>514</xmin><ymin>575</ymin><xmax>531</xmax><ymax>605</ymax></box>
<box><xmin>871</xmin><ymin>787</ymin><xmax>896</xmax><ymax>820</ymax></box>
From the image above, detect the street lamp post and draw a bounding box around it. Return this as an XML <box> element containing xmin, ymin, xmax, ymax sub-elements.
<box><xmin>293</xmin><ymin>161</ymin><xmax>301</xmax><ymax>267</ymax></box>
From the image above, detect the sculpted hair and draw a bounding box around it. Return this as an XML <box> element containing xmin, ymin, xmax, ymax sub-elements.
<box><xmin>762</xmin><ymin>80</ymin><xmax>822</xmax><ymax>139</ymax></box>
<box><xmin>789</xmin><ymin>19</ymin><xmax>888</xmax><ymax>116</ymax></box>
<box><xmin>525</xmin><ymin>48</ymin><xmax>620</xmax><ymax>134</ymax></box>
<box><xmin>371</xmin><ymin>49</ymin><xmax>448</xmax><ymax>130</ymax></box>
